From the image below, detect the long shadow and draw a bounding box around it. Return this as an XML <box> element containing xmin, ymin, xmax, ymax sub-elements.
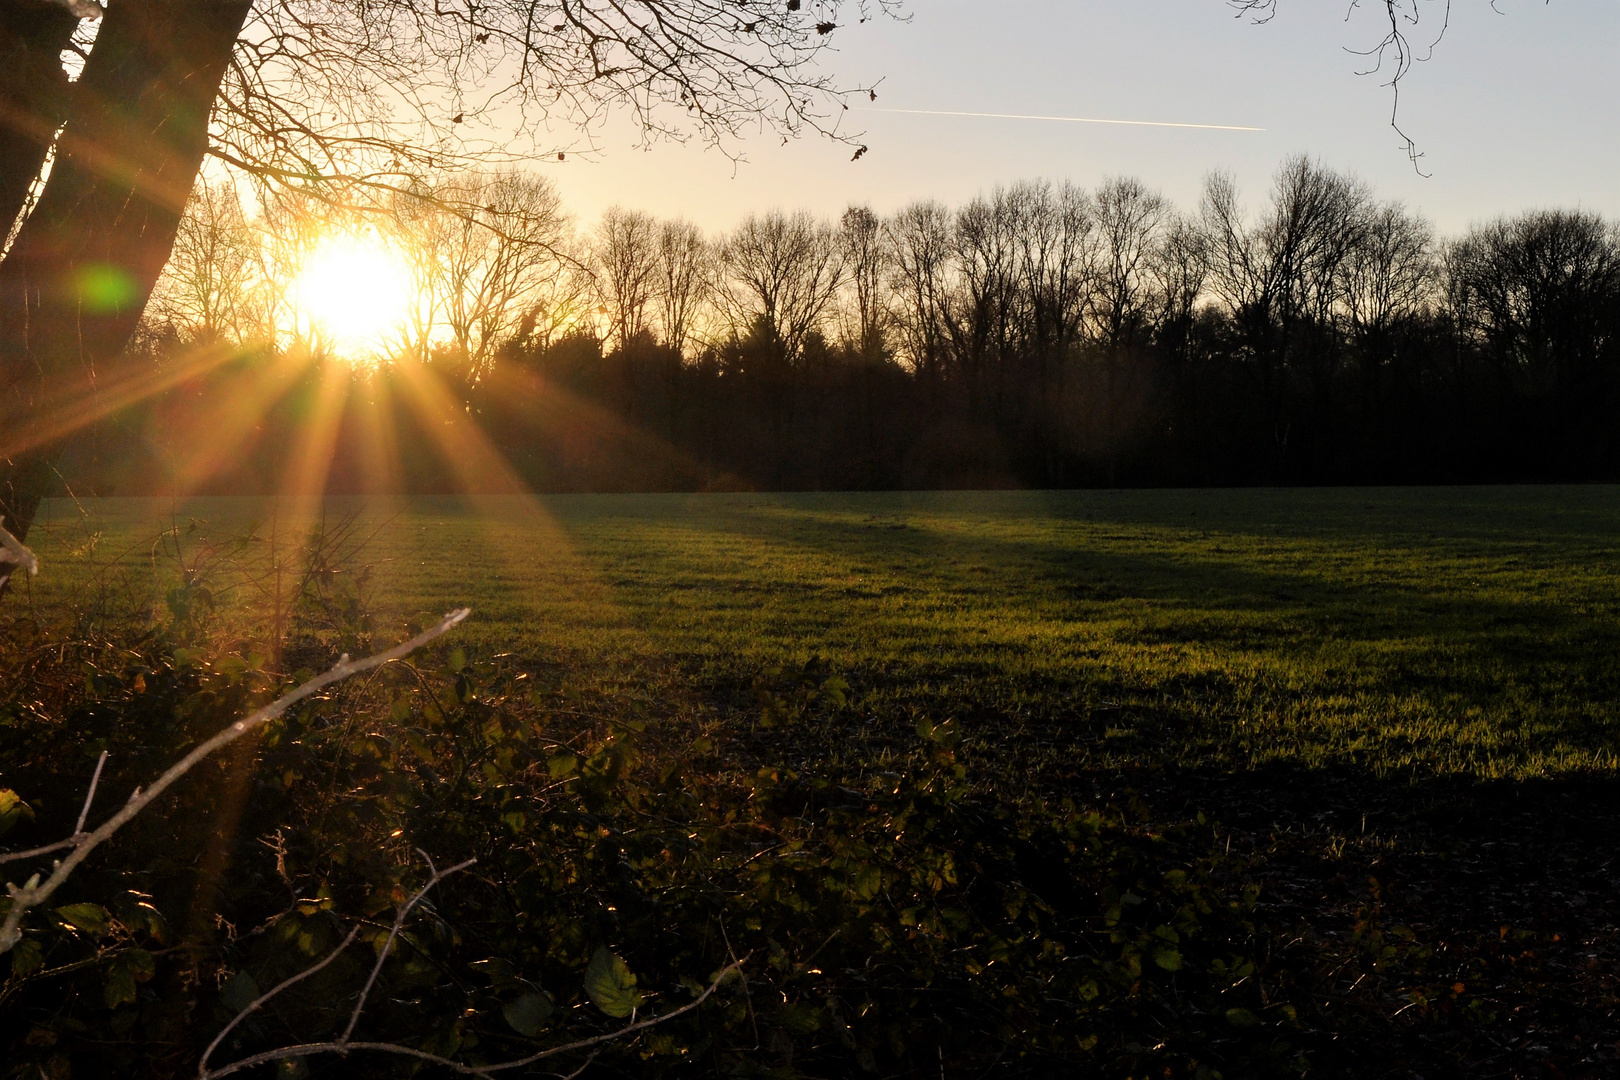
<box><xmin>667</xmin><ymin>493</ymin><xmax>1620</xmax><ymax>766</ymax></box>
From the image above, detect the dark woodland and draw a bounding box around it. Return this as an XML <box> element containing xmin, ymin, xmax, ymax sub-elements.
<box><xmin>69</xmin><ymin>161</ymin><xmax>1620</xmax><ymax>498</ymax></box>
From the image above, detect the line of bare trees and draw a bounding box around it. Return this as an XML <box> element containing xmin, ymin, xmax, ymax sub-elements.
<box><xmin>121</xmin><ymin>155</ymin><xmax>1620</xmax><ymax>491</ymax></box>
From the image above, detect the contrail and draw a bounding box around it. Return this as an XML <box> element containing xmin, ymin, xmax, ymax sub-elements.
<box><xmin>863</xmin><ymin>107</ymin><xmax>1263</xmax><ymax>133</ymax></box>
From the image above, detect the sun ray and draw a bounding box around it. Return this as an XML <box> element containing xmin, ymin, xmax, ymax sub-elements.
<box><xmin>351</xmin><ymin>371</ymin><xmax>403</xmax><ymax>496</ymax></box>
<box><xmin>0</xmin><ymin>341</ymin><xmax>243</xmax><ymax>463</ymax></box>
<box><xmin>163</xmin><ymin>348</ymin><xmax>318</xmax><ymax>496</ymax></box>
<box><xmin>277</xmin><ymin>355</ymin><xmax>352</xmax><ymax>516</ymax></box>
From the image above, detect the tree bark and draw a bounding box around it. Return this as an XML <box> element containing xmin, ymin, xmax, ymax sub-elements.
<box><xmin>0</xmin><ymin>0</ymin><xmax>251</xmax><ymax>581</ymax></box>
<box><xmin>0</xmin><ymin>0</ymin><xmax>77</xmax><ymax>243</ymax></box>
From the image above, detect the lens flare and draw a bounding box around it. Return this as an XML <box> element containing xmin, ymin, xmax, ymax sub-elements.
<box><xmin>290</xmin><ymin>233</ymin><xmax>413</xmax><ymax>361</ymax></box>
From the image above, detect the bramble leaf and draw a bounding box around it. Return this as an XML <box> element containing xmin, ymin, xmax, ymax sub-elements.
<box><xmin>1151</xmin><ymin>946</ymin><xmax>1183</xmax><ymax>971</ymax></box>
<box><xmin>584</xmin><ymin>946</ymin><xmax>643</xmax><ymax>1018</ymax></box>
<box><xmin>54</xmin><ymin>903</ymin><xmax>111</xmax><ymax>936</ymax></box>
<box><xmin>10</xmin><ymin>938</ymin><xmax>43</xmax><ymax>976</ymax></box>
<box><xmin>103</xmin><ymin>949</ymin><xmax>152</xmax><ymax>1009</ymax></box>
<box><xmin>503</xmin><ymin>991</ymin><xmax>554</xmax><ymax>1036</ymax></box>
<box><xmin>0</xmin><ymin>789</ymin><xmax>33</xmax><ymax>838</ymax></box>
<box><xmin>220</xmin><ymin>971</ymin><xmax>262</xmax><ymax>1013</ymax></box>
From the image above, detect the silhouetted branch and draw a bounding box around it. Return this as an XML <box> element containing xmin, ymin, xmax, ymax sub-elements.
<box><xmin>1230</xmin><ymin>0</ymin><xmax>1453</xmax><ymax>171</ymax></box>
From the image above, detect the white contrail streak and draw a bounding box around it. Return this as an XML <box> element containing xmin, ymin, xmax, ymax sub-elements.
<box><xmin>863</xmin><ymin>107</ymin><xmax>1264</xmax><ymax>133</ymax></box>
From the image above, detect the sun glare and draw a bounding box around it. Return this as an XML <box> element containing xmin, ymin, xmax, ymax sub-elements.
<box><xmin>290</xmin><ymin>233</ymin><xmax>414</xmax><ymax>361</ymax></box>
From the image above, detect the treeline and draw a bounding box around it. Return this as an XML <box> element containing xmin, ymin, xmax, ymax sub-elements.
<box><xmin>78</xmin><ymin>156</ymin><xmax>1620</xmax><ymax>494</ymax></box>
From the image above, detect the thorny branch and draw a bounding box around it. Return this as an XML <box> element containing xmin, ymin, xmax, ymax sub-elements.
<box><xmin>0</xmin><ymin>607</ymin><xmax>472</xmax><ymax>954</ymax></box>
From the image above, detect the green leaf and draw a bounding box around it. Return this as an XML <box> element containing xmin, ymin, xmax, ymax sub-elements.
<box><xmin>852</xmin><ymin>863</ymin><xmax>883</xmax><ymax>901</ymax></box>
<box><xmin>0</xmin><ymin>789</ymin><xmax>33</xmax><ymax>838</ymax></box>
<box><xmin>10</xmin><ymin>938</ymin><xmax>43</xmax><ymax>976</ymax></box>
<box><xmin>55</xmin><ymin>903</ymin><xmax>111</xmax><ymax>936</ymax></box>
<box><xmin>104</xmin><ymin>948</ymin><xmax>157</xmax><ymax>1005</ymax></box>
<box><xmin>214</xmin><ymin>654</ymin><xmax>249</xmax><ymax>677</ymax></box>
<box><xmin>502</xmin><ymin>991</ymin><xmax>554</xmax><ymax>1036</ymax></box>
<box><xmin>220</xmin><ymin>971</ymin><xmax>262</xmax><ymax>1013</ymax></box>
<box><xmin>584</xmin><ymin>946</ymin><xmax>643</xmax><ymax>1018</ymax></box>
<box><xmin>1225</xmin><ymin>1007</ymin><xmax>1261</xmax><ymax>1027</ymax></box>
<box><xmin>125</xmin><ymin>947</ymin><xmax>156</xmax><ymax>981</ymax></box>
<box><xmin>105</xmin><ymin>962</ymin><xmax>137</xmax><ymax>1008</ymax></box>
<box><xmin>1151</xmin><ymin>946</ymin><xmax>1183</xmax><ymax>972</ymax></box>
<box><xmin>547</xmin><ymin>753</ymin><xmax>578</xmax><ymax>780</ymax></box>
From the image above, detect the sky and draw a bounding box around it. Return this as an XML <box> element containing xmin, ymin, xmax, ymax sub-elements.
<box><xmin>538</xmin><ymin>0</ymin><xmax>1620</xmax><ymax>237</ymax></box>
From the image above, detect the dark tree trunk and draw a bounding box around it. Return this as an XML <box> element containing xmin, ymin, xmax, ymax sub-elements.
<box><xmin>0</xmin><ymin>0</ymin><xmax>250</xmax><ymax>581</ymax></box>
<box><xmin>0</xmin><ymin>0</ymin><xmax>77</xmax><ymax>241</ymax></box>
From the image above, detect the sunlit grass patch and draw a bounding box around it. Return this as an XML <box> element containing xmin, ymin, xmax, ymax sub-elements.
<box><xmin>22</xmin><ymin>485</ymin><xmax>1620</xmax><ymax>784</ymax></box>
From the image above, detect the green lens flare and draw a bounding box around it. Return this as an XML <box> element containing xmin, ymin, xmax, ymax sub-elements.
<box><xmin>76</xmin><ymin>264</ymin><xmax>139</xmax><ymax>314</ymax></box>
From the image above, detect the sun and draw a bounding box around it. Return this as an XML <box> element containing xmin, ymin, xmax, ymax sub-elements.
<box><xmin>290</xmin><ymin>232</ymin><xmax>415</xmax><ymax>360</ymax></box>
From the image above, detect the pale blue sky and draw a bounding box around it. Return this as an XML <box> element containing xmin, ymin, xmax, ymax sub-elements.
<box><xmin>544</xmin><ymin>1</ymin><xmax>1620</xmax><ymax>236</ymax></box>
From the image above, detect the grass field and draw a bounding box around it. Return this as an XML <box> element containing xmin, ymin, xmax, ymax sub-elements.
<box><xmin>25</xmin><ymin>486</ymin><xmax>1620</xmax><ymax>783</ymax></box>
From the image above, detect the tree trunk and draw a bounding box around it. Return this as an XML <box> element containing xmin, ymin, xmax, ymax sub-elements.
<box><xmin>0</xmin><ymin>0</ymin><xmax>250</xmax><ymax>583</ymax></box>
<box><xmin>0</xmin><ymin>0</ymin><xmax>78</xmax><ymax>242</ymax></box>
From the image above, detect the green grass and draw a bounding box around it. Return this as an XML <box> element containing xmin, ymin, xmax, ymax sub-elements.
<box><xmin>22</xmin><ymin>486</ymin><xmax>1620</xmax><ymax>782</ymax></box>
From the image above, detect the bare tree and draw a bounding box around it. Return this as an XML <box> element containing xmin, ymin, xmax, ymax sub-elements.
<box><xmin>1146</xmin><ymin>213</ymin><xmax>1210</xmax><ymax>339</ymax></box>
<box><xmin>254</xmin><ymin>186</ymin><xmax>339</xmax><ymax>354</ymax></box>
<box><xmin>950</xmin><ymin>189</ymin><xmax>1021</xmax><ymax>385</ymax></box>
<box><xmin>722</xmin><ymin>209</ymin><xmax>846</xmax><ymax>362</ymax></box>
<box><xmin>839</xmin><ymin>205</ymin><xmax>890</xmax><ymax>362</ymax></box>
<box><xmin>1006</xmin><ymin>179</ymin><xmax>1093</xmax><ymax>365</ymax></box>
<box><xmin>1343</xmin><ymin>201</ymin><xmax>1437</xmax><ymax>342</ymax></box>
<box><xmin>653</xmin><ymin>218</ymin><xmax>713</xmax><ymax>357</ymax></box>
<box><xmin>592</xmin><ymin>207</ymin><xmax>660</xmax><ymax>354</ymax></box>
<box><xmin>1093</xmin><ymin>177</ymin><xmax>1170</xmax><ymax>350</ymax></box>
<box><xmin>1447</xmin><ymin>209</ymin><xmax>1620</xmax><ymax>390</ymax></box>
<box><xmin>146</xmin><ymin>176</ymin><xmax>266</xmax><ymax>346</ymax></box>
<box><xmin>423</xmin><ymin>170</ymin><xmax>571</xmax><ymax>379</ymax></box>
<box><xmin>886</xmin><ymin>200</ymin><xmax>954</xmax><ymax>376</ymax></box>
<box><xmin>1200</xmin><ymin>157</ymin><xmax>1374</xmax><ymax>339</ymax></box>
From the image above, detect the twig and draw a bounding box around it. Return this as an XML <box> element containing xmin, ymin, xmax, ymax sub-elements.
<box><xmin>200</xmin><ymin>951</ymin><xmax>748</xmax><ymax>1079</ymax></box>
<box><xmin>0</xmin><ymin>608</ymin><xmax>471</xmax><ymax>954</ymax></box>
<box><xmin>198</xmin><ymin>852</ymin><xmax>477</xmax><ymax>1077</ymax></box>
<box><xmin>0</xmin><ymin>750</ymin><xmax>110</xmax><ymax>868</ymax></box>
<box><xmin>340</xmin><ymin>851</ymin><xmax>479</xmax><ymax>1043</ymax></box>
<box><xmin>74</xmin><ymin>751</ymin><xmax>109</xmax><ymax>835</ymax></box>
<box><xmin>0</xmin><ymin>516</ymin><xmax>38</xmax><ymax>578</ymax></box>
<box><xmin>198</xmin><ymin>925</ymin><xmax>363</xmax><ymax>1072</ymax></box>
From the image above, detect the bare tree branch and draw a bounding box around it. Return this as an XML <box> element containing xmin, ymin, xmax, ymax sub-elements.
<box><xmin>0</xmin><ymin>607</ymin><xmax>471</xmax><ymax>953</ymax></box>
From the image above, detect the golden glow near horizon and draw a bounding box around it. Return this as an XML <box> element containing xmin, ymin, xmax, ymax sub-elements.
<box><xmin>289</xmin><ymin>232</ymin><xmax>414</xmax><ymax>361</ymax></box>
